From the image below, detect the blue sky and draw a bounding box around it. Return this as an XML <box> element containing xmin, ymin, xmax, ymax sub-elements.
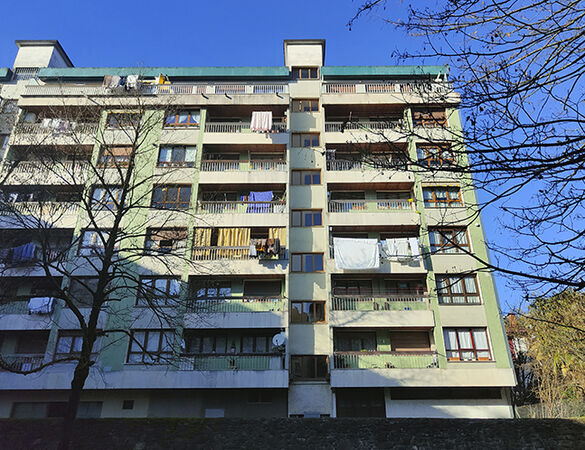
<box><xmin>1</xmin><ymin>0</ymin><xmax>521</xmax><ymax>311</ymax></box>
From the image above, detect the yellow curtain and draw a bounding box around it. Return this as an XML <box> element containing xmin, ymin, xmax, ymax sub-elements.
<box><xmin>218</xmin><ymin>228</ymin><xmax>250</xmax><ymax>247</ymax></box>
<box><xmin>268</xmin><ymin>227</ymin><xmax>286</xmax><ymax>246</ymax></box>
<box><xmin>194</xmin><ymin>228</ymin><xmax>211</xmax><ymax>247</ymax></box>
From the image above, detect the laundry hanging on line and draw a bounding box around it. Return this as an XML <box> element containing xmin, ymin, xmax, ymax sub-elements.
<box><xmin>333</xmin><ymin>237</ymin><xmax>380</xmax><ymax>270</ymax></box>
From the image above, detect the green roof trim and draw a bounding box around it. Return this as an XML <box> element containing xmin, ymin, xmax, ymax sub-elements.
<box><xmin>38</xmin><ymin>66</ymin><xmax>291</xmax><ymax>81</ymax></box>
<box><xmin>0</xmin><ymin>68</ymin><xmax>12</xmax><ymax>81</ymax></box>
<box><xmin>322</xmin><ymin>65</ymin><xmax>448</xmax><ymax>79</ymax></box>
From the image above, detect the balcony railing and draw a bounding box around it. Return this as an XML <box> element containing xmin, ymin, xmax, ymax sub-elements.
<box><xmin>23</xmin><ymin>83</ymin><xmax>289</xmax><ymax>97</ymax></box>
<box><xmin>178</xmin><ymin>354</ymin><xmax>285</xmax><ymax>371</ymax></box>
<box><xmin>324</xmin><ymin>120</ymin><xmax>403</xmax><ymax>132</ymax></box>
<box><xmin>197</xmin><ymin>201</ymin><xmax>286</xmax><ymax>214</ymax></box>
<box><xmin>200</xmin><ymin>160</ymin><xmax>287</xmax><ymax>172</ymax></box>
<box><xmin>328</xmin><ymin>199</ymin><xmax>413</xmax><ymax>213</ymax></box>
<box><xmin>333</xmin><ymin>351</ymin><xmax>439</xmax><ymax>369</ymax></box>
<box><xmin>331</xmin><ymin>295</ymin><xmax>429</xmax><ymax>311</ymax></box>
<box><xmin>0</xmin><ymin>300</ymin><xmax>30</xmax><ymax>314</ymax></box>
<box><xmin>326</xmin><ymin>158</ymin><xmax>407</xmax><ymax>172</ymax></box>
<box><xmin>0</xmin><ymin>202</ymin><xmax>80</xmax><ymax>217</ymax></box>
<box><xmin>204</xmin><ymin>121</ymin><xmax>287</xmax><ymax>133</ymax></box>
<box><xmin>14</xmin><ymin>122</ymin><xmax>99</xmax><ymax>135</ymax></box>
<box><xmin>0</xmin><ymin>354</ymin><xmax>45</xmax><ymax>372</ymax></box>
<box><xmin>1</xmin><ymin>160</ymin><xmax>89</xmax><ymax>178</ymax></box>
<box><xmin>188</xmin><ymin>297</ymin><xmax>285</xmax><ymax>313</ymax></box>
<box><xmin>192</xmin><ymin>246</ymin><xmax>283</xmax><ymax>261</ymax></box>
<box><xmin>323</xmin><ymin>81</ymin><xmax>452</xmax><ymax>95</ymax></box>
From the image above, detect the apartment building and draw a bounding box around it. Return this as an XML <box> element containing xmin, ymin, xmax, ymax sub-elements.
<box><xmin>0</xmin><ymin>39</ymin><xmax>515</xmax><ymax>419</ymax></box>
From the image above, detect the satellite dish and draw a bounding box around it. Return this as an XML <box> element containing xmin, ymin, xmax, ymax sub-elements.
<box><xmin>272</xmin><ymin>332</ymin><xmax>286</xmax><ymax>347</ymax></box>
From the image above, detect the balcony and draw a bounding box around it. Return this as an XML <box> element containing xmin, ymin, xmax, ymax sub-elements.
<box><xmin>188</xmin><ymin>297</ymin><xmax>285</xmax><ymax>313</ymax></box>
<box><xmin>179</xmin><ymin>354</ymin><xmax>284</xmax><ymax>371</ymax></box>
<box><xmin>204</xmin><ymin>121</ymin><xmax>287</xmax><ymax>134</ymax></box>
<box><xmin>324</xmin><ymin>119</ymin><xmax>403</xmax><ymax>133</ymax></box>
<box><xmin>22</xmin><ymin>83</ymin><xmax>290</xmax><ymax>97</ymax></box>
<box><xmin>201</xmin><ymin>159</ymin><xmax>287</xmax><ymax>172</ymax></box>
<box><xmin>331</xmin><ymin>294</ymin><xmax>429</xmax><ymax>311</ymax></box>
<box><xmin>332</xmin><ymin>351</ymin><xmax>438</xmax><ymax>369</ymax></box>
<box><xmin>14</xmin><ymin>121</ymin><xmax>98</xmax><ymax>135</ymax></box>
<box><xmin>328</xmin><ymin>199</ymin><xmax>413</xmax><ymax>213</ymax></box>
<box><xmin>0</xmin><ymin>354</ymin><xmax>45</xmax><ymax>372</ymax></box>
<box><xmin>197</xmin><ymin>201</ymin><xmax>286</xmax><ymax>215</ymax></box>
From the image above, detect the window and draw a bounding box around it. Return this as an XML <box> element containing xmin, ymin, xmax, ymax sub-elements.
<box><xmin>158</xmin><ymin>146</ymin><xmax>196</xmax><ymax>167</ymax></box>
<box><xmin>187</xmin><ymin>334</ymin><xmax>228</xmax><ymax>354</ymax></box>
<box><xmin>417</xmin><ymin>144</ymin><xmax>455</xmax><ymax>167</ymax></box>
<box><xmin>127</xmin><ymin>330</ymin><xmax>174</xmax><ymax>364</ymax></box>
<box><xmin>106</xmin><ymin>111</ymin><xmax>140</xmax><ymax>128</ymax></box>
<box><xmin>78</xmin><ymin>230</ymin><xmax>115</xmax><ymax>256</ymax></box>
<box><xmin>292</xmin><ymin>67</ymin><xmax>319</xmax><ymax>80</ymax></box>
<box><xmin>333</xmin><ymin>279</ymin><xmax>372</xmax><ymax>296</ymax></box>
<box><xmin>429</xmin><ymin>228</ymin><xmax>470</xmax><ymax>254</ymax></box>
<box><xmin>91</xmin><ymin>186</ymin><xmax>122</xmax><ymax>210</ymax></box>
<box><xmin>292</xmin><ymin>99</ymin><xmax>319</xmax><ymax>112</ymax></box>
<box><xmin>436</xmin><ymin>275</ymin><xmax>481</xmax><ymax>304</ymax></box>
<box><xmin>335</xmin><ymin>332</ymin><xmax>377</xmax><ymax>351</ymax></box>
<box><xmin>151</xmin><ymin>185</ymin><xmax>191</xmax><ymax>209</ymax></box>
<box><xmin>291</xmin><ymin>301</ymin><xmax>326</xmax><ymax>323</ymax></box>
<box><xmin>291</xmin><ymin>169</ymin><xmax>321</xmax><ymax>185</ymax></box>
<box><xmin>98</xmin><ymin>146</ymin><xmax>132</xmax><ymax>167</ymax></box>
<box><xmin>291</xmin><ymin>133</ymin><xmax>320</xmax><ymax>148</ymax></box>
<box><xmin>291</xmin><ymin>209</ymin><xmax>322</xmax><ymax>227</ymax></box>
<box><xmin>54</xmin><ymin>331</ymin><xmax>100</xmax><ymax>359</ymax></box>
<box><xmin>241</xmin><ymin>335</ymin><xmax>270</xmax><ymax>353</ymax></box>
<box><xmin>164</xmin><ymin>110</ymin><xmax>200</xmax><ymax>127</ymax></box>
<box><xmin>195</xmin><ymin>281</ymin><xmax>232</xmax><ymax>300</ymax></box>
<box><xmin>443</xmin><ymin>328</ymin><xmax>491</xmax><ymax>361</ymax></box>
<box><xmin>145</xmin><ymin>228</ymin><xmax>187</xmax><ymax>253</ymax></box>
<box><xmin>136</xmin><ymin>277</ymin><xmax>180</xmax><ymax>307</ymax></box>
<box><xmin>291</xmin><ymin>355</ymin><xmax>328</xmax><ymax>380</ymax></box>
<box><xmin>412</xmin><ymin>108</ymin><xmax>447</xmax><ymax>127</ymax></box>
<box><xmin>291</xmin><ymin>253</ymin><xmax>324</xmax><ymax>272</ymax></box>
<box><xmin>423</xmin><ymin>186</ymin><xmax>463</xmax><ymax>207</ymax></box>
<box><xmin>336</xmin><ymin>389</ymin><xmax>385</xmax><ymax>418</ymax></box>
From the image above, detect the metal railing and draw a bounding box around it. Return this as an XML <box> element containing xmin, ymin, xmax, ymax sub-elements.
<box><xmin>0</xmin><ymin>201</ymin><xmax>80</xmax><ymax>216</ymax></box>
<box><xmin>23</xmin><ymin>83</ymin><xmax>289</xmax><ymax>97</ymax></box>
<box><xmin>1</xmin><ymin>160</ymin><xmax>89</xmax><ymax>176</ymax></box>
<box><xmin>200</xmin><ymin>160</ymin><xmax>287</xmax><ymax>172</ymax></box>
<box><xmin>331</xmin><ymin>295</ymin><xmax>429</xmax><ymax>311</ymax></box>
<box><xmin>332</xmin><ymin>351</ymin><xmax>439</xmax><ymax>369</ymax></box>
<box><xmin>12</xmin><ymin>68</ymin><xmax>39</xmax><ymax>81</ymax></box>
<box><xmin>0</xmin><ymin>354</ymin><xmax>45</xmax><ymax>371</ymax></box>
<box><xmin>188</xmin><ymin>297</ymin><xmax>285</xmax><ymax>313</ymax></box>
<box><xmin>324</xmin><ymin>120</ymin><xmax>403</xmax><ymax>132</ymax></box>
<box><xmin>0</xmin><ymin>300</ymin><xmax>30</xmax><ymax>314</ymax></box>
<box><xmin>323</xmin><ymin>81</ymin><xmax>451</xmax><ymax>95</ymax></box>
<box><xmin>204</xmin><ymin>121</ymin><xmax>286</xmax><ymax>133</ymax></box>
<box><xmin>197</xmin><ymin>201</ymin><xmax>286</xmax><ymax>214</ymax></box>
<box><xmin>14</xmin><ymin>122</ymin><xmax>99</xmax><ymax>135</ymax></box>
<box><xmin>179</xmin><ymin>354</ymin><xmax>284</xmax><ymax>371</ymax></box>
<box><xmin>192</xmin><ymin>246</ymin><xmax>252</xmax><ymax>261</ymax></box>
<box><xmin>328</xmin><ymin>199</ymin><xmax>412</xmax><ymax>213</ymax></box>
<box><xmin>326</xmin><ymin>157</ymin><xmax>407</xmax><ymax>172</ymax></box>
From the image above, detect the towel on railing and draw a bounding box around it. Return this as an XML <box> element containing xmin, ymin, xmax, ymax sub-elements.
<box><xmin>408</xmin><ymin>237</ymin><xmax>421</xmax><ymax>260</ymax></box>
<box><xmin>12</xmin><ymin>242</ymin><xmax>36</xmax><ymax>264</ymax></box>
<box><xmin>28</xmin><ymin>297</ymin><xmax>54</xmax><ymax>314</ymax></box>
<box><xmin>334</xmin><ymin>237</ymin><xmax>379</xmax><ymax>270</ymax></box>
<box><xmin>247</xmin><ymin>191</ymin><xmax>273</xmax><ymax>213</ymax></box>
<box><xmin>250</xmin><ymin>111</ymin><xmax>273</xmax><ymax>132</ymax></box>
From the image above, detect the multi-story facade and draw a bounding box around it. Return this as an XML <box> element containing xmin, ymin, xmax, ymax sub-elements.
<box><xmin>0</xmin><ymin>39</ymin><xmax>515</xmax><ymax>419</ymax></box>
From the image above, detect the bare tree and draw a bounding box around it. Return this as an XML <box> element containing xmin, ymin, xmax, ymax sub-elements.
<box><xmin>0</xmin><ymin>86</ymin><xmax>200</xmax><ymax>449</ymax></box>
<box><xmin>346</xmin><ymin>0</ymin><xmax>585</xmax><ymax>299</ymax></box>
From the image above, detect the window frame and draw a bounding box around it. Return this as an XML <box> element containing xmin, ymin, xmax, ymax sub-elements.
<box><xmin>412</xmin><ymin>108</ymin><xmax>448</xmax><ymax>128</ymax></box>
<box><xmin>136</xmin><ymin>277</ymin><xmax>181</xmax><ymax>307</ymax></box>
<box><xmin>436</xmin><ymin>275</ymin><xmax>481</xmax><ymax>305</ymax></box>
<box><xmin>292</xmin><ymin>99</ymin><xmax>319</xmax><ymax>112</ymax></box>
<box><xmin>291</xmin><ymin>253</ymin><xmax>325</xmax><ymax>273</ymax></box>
<box><xmin>54</xmin><ymin>331</ymin><xmax>100</xmax><ymax>360</ymax></box>
<box><xmin>144</xmin><ymin>228</ymin><xmax>187</xmax><ymax>254</ymax></box>
<box><xmin>164</xmin><ymin>110</ymin><xmax>200</xmax><ymax>128</ymax></box>
<box><xmin>90</xmin><ymin>186</ymin><xmax>123</xmax><ymax>211</ymax></box>
<box><xmin>417</xmin><ymin>144</ymin><xmax>455</xmax><ymax>167</ymax></box>
<box><xmin>127</xmin><ymin>329</ymin><xmax>174</xmax><ymax>364</ymax></box>
<box><xmin>157</xmin><ymin>146</ymin><xmax>197</xmax><ymax>168</ymax></box>
<box><xmin>423</xmin><ymin>186</ymin><xmax>463</xmax><ymax>208</ymax></box>
<box><xmin>443</xmin><ymin>328</ymin><xmax>492</xmax><ymax>361</ymax></box>
<box><xmin>429</xmin><ymin>228</ymin><xmax>470</xmax><ymax>254</ymax></box>
<box><xmin>291</xmin><ymin>133</ymin><xmax>320</xmax><ymax>148</ymax></box>
<box><xmin>97</xmin><ymin>146</ymin><xmax>132</xmax><ymax>167</ymax></box>
<box><xmin>78</xmin><ymin>229</ymin><xmax>115</xmax><ymax>256</ymax></box>
<box><xmin>291</xmin><ymin>209</ymin><xmax>323</xmax><ymax>227</ymax></box>
<box><xmin>290</xmin><ymin>355</ymin><xmax>329</xmax><ymax>380</ymax></box>
<box><xmin>291</xmin><ymin>169</ymin><xmax>321</xmax><ymax>185</ymax></box>
<box><xmin>290</xmin><ymin>300</ymin><xmax>326</xmax><ymax>323</ymax></box>
<box><xmin>292</xmin><ymin>67</ymin><xmax>319</xmax><ymax>80</ymax></box>
<box><xmin>106</xmin><ymin>112</ymin><xmax>141</xmax><ymax>129</ymax></box>
<box><xmin>151</xmin><ymin>185</ymin><xmax>192</xmax><ymax>210</ymax></box>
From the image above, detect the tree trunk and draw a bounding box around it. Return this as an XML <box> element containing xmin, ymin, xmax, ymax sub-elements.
<box><xmin>57</xmin><ymin>358</ymin><xmax>91</xmax><ymax>450</ymax></box>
